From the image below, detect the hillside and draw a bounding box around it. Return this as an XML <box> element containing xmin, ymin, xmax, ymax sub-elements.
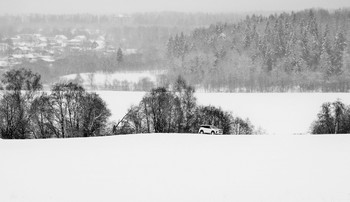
<box><xmin>167</xmin><ymin>9</ymin><xmax>350</xmax><ymax>92</ymax></box>
<box><xmin>1</xmin><ymin>134</ymin><xmax>350</xmax><ymax>202</ymax></box>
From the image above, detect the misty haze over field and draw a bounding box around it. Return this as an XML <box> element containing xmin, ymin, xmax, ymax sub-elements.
<box><xmin>1</xmin><ymin>0</ymin><xmax>350</xmax><ymax>14</ymax></box>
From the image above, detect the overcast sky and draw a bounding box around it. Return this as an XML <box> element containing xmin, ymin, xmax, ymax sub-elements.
<box><xmin>1</xmin><ymin>0</ymin><xmax>350</xmax><ymax>14</ymax></box>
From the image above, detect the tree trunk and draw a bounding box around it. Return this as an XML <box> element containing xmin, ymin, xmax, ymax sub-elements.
<box><xmin>144</xmin><ymin>101</ymin><xmax>150</xmax><ymax>133</ymax></box>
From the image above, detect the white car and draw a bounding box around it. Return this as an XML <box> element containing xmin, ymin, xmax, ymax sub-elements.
<box><xmin>198</xmin><ymin>125</ymin><xmax>223</xmax><ymax>135</ymax></box>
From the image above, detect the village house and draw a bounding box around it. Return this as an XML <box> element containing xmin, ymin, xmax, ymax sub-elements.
<box><xmin>54</xmin><ymin>35</ymin><xmax>68</xmax><ymax>46</ymax></box>
<box><xmin>67</xmin><ymin>35</ymin><xmax>87</xmax><ymax>47</ymax></box>
<box><xmin>74</xmin><ymin>35</ymin><xmax>87</xmax><ymax>41</ymax></box>
<box><xmin>0</xmin><ymin>57</ymin><xmax>9</xmax><ymax>68</ymax></box>
<box><xmin>0</xmin><ymin>43</ymin><xmax>10</xmax><ymax>53</ymax></box>
<box><xmin>37</xmin><ymin>49</ymin><xmax>54</xmax><ymax>57</ymax></box>
<box><xmin>105</xmin><ymin>45</ymin><xmax>117</xmax><ymax>54</ymax></box>
<box><xmin>39</xmin><ymin>56</ymin><xmax>55</xmax><ymax>63</ymax></box>
<box><xmin>2</xmin><ymin>31</ymin><xmax>115</xmax><ymax>64</ymax></box>
<box><xmin>91</xmin><ymin>40</ymin><xmax>105</xmax><ymax>50</ymax></box>
<box><xmin>13</xmin><ymin>46</ymin><xmax>31</xmax><ymax>55</ymax></box>
<box><xmin>17</xmin><ymin>34</ymin><xmax>37</xmax><ymax>45</ymax></box>
<box><xmin>124</xmin><ymin>48</ymin><xmax>138</xmax><ymax>55</ymax></box>
<box><xmin>37</xmin><ymin>36</ymin><xmax>47</xmax><ymax>44</ymax></box>
<box><xmin>67</xmin><ymin>39</ymin><xmax>81</xmax><ymax>47</ymax></box>
<box><xmin>10</xmin><ymin>36</ymin><xmax>21</xmax><ymax>46</ymax></box>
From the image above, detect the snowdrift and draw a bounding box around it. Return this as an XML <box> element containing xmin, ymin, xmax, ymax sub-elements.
<box><xmin>1</xmin><ymin>134</ymin><xmax>350</xmax><ymax>202</ymax></box>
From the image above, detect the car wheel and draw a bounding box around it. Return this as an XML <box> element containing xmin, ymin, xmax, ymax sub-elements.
<box><xmin>200</xmin><ymin>130</ymin><xmax>204</xmax><ymax>134</ymax></box>
<box><xmin>211</xmin><ymin>131</ymin><xmax>215</xmax><ymax>135</ymax></box>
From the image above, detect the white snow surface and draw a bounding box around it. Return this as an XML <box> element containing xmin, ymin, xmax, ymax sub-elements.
<box><xmin>60</xmin><ymin>71</ymin><xmax>162</xmax><ymax>87</ymax></box>
<box><xmin>97</xmin><ymin>91</ymin><xmax>145</xmax><ymax>123</ymax></box>
<box><xmin>1</xmin><ymin>134</ymin><xmax>350</xmax><ymax>202</ymax></box>
<box><xmin>97</xmin><ymin>92</ymin><xmax>350</xmax><ymax>135</ymax></box>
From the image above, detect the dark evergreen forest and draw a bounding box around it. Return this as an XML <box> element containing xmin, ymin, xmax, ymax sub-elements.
<box><xmin>166</xmin><ymin>9</ymin><xmax>350</xmax><ymax>92</ymax></box>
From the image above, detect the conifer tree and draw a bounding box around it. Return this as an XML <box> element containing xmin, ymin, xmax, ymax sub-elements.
<box><xmin>117</xmin><ymin>48</ymin><xmax>123</xmax><ymax>63</ymax></box>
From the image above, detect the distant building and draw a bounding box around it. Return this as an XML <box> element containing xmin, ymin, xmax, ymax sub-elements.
<box><xmin>91</xmin><ymin>41</ymin><xmax>99</xmax><ymax>49</ymax></box>
<box><xmin>91</xmin><ymin>40</ymin><xmax>105</xmax><ymax>50</ymax></box>
<box><xmin>37</xmin><ymin>36</ymin><xmax>47</xmax><ymax>43</ymax></box>
<box><xmin>13</xmin><ymin>47</ymin><xmax>30</xmax><ymax>55</ymax></box>
<box><xmin>55</xmin><ymin>35</ymin><xmax>68</xmax><ymax>41</ymax></box>
<box><xmin>11</xmin><ymin>36</ymin><xmax>21</xmax><ymax>45</ymax></box>
<box><xmin>0</xmin><ymin>58</ymin><xmax>9</xmax><ymax>68</ymax></box>
<box><xmin>124</xmin><ymin>49</ymin><xmax>138</xmax><ymax>55</ymax></box>
<box><xmin>38</xmin><ymin>49</ymin><xmax>54</xmax><ymax>57</ymax></box>
<box><xmin>40</xmin><ymin>56</ymin><xmax>55</xmax><ymax>63</ymax></box>
<box><xmin>17</xmin><ymin>34</ymin><xmax>38</xmax><ymax>44</ymax></box>
<box><xmin>219</xmin><ymin>33</ymin><xmax>226</xmax><ymax>39</ymax></box>
<box><xmin>0</xmin><ymin>43</ymin><xmax>9</xmax><ymax>53</ymax></box>
<box><xmin>67</xmin><ymin>36</ymin><xmax>87</xmax><ymax>47</ymax></box>
<box><xmin>67</xmin><ymin>39</ymin><xmax>82</xmax><ymax>47</ymax></box>
<box><xmin>97</xmin><ymin>36</ymin><xmax>105</xmax><ymax>41</ymax></box>
<box><xmin>74</xmin><ymin>35</ymin><xmax>87</xmax><ymax>41</ymax></box>
<box><xmin>54</xmin><ymin>35</ymin><xmax>68</xmax><ymax>46</ymax></box>
<box><xmin>105</xmin><ymin>45</ymin><xmax>116</xmax><ymax>54</ymax></box>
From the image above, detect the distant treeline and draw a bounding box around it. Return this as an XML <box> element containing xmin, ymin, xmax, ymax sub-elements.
<box><xmin>0</xmin><ymin>12</ymin><xmax>244</xmax><ymax>28</ymax></box>
<box><xmin>166</xmin><ymin>9</ymin><xmax>350</xmax><ymax>92</ymax></box>
<box><xmin>15</xmin><ymin>51</ymin><xmax>163</xmax><ymax>84</ymax></box>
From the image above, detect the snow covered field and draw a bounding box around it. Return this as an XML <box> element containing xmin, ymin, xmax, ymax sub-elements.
<box><xmin>60</xmin><ymin>71</ymin><xmax>163</xmax><ymax>88</ymax></box>
<box><xmin>97</xmin><ymin>91</ymin><xmax>145</xmax><ymax>123</ymax></box>
<box><xmin>97</xmin><ymin>92</ymin><xmax>350</xmax><ymax>135</ymax></box>
<box><xmin>1</xmin><ymin>134</ymin><xmax>350</xmax><ymax>202</ymax></box>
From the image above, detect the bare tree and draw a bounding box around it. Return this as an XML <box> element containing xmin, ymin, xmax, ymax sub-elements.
<box><xmin>0</xmin><ymin>68</ymin><xmax>42</xmax><ymax>139</ymax></box>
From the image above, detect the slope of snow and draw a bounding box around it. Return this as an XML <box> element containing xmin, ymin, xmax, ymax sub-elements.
<box><xmin>1</xmin><ymin>134</ymin><xmax>350</xmax><ymax>202</ymax></box>
<box><xmin>98</xmin><ymin>91</ymin><xmax>350</xmax><ymax>135</ymax></box>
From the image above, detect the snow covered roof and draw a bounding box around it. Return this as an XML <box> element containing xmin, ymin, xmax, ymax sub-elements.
<box><xmin>38</xmin><ymin>37</ymin><xmax>47</xmax><ymax>42</ymax></box>
<box><xmin>24</xmin><ymin>54</ymin><xmax>35</xmax><ymax>59</ymax></box>
<box><xmin>219</xmin><ymin>33</ymin><xmax>227</xmax><ymax>38</ymax></box>
<box><xmin>37</xmin><ymin>43</ymin><xmax>47</xmax><ymax>47</ymax></box>
<box><xmin>15</xmin><ymin>46</ymin><xmax>31</xmax><ymax>51</ymax></box>
<box><xmin>0</xmin><ymin>60</ymin><xmax>8</xmax><ymax>66</ymax></box>
<box><xmin>74</xmin><ymin>35</ymin><xmax>87</xmax><ymax>41</ymax></box>
<box><xmin>55</xmin><ymin>35</ymin><xmax>68</xmax><ymax>40</ymax></box>
<box><xmin>0</xmin><ymin>43</ymin><xmax>9</xmax><ymax>47</ymax></box>
<box><xmin>124</xmin><ymin>49</ymin><xmax>138</xmax><ymax>55</ymax></box>
<box><xmin>41</xmin><ymin>56</ymin><xmax>55</xmax><ymax>62</ymax></box>
<box><xmin>11</xmin><ymin>54</ymin><xmax>25</xmax><ymax>59</ymax></box>
<box><xmin>97</xmin><ymin>36</ymin><xmax>105</xmax><ymax>41</ymax></box>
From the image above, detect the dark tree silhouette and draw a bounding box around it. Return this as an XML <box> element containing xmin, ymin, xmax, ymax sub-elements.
<box><xmin>0</xmin><ymin>68</ymin><xmax>42</xmax><ymax>139</ymax></box>
<box><xmin>311</xmin><ymin>100</ymin><xmax>350</xmax><ymax>134</ymax></box>
<box><xmin>117</xmin><ymin>48</ymin><xmax>123</xmax><ymax>63</ymax></box>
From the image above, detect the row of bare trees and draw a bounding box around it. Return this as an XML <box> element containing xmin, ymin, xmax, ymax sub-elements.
<box><xmin>116</xmin><ymin>76</ymin><xmax>255</xmax><ymax>135</ymax></box>
<box><xmin>0</xmin><ymin>69</ymin><xmax>254</xmax><ymax>138</ymax></box>
<box><xmin>0</xmin><ymin>68</ymin><xmax>110</xmax><ymax>139</ymax></box>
